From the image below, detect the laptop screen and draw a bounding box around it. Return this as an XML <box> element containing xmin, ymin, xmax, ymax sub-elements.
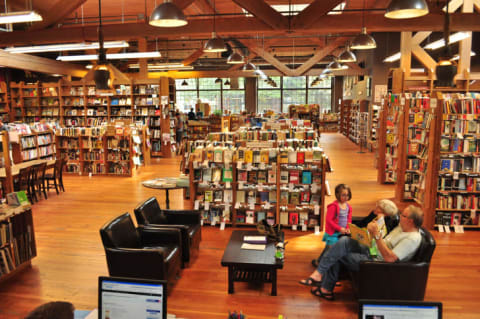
<box><xmin>358</xmin><ymin>299</ymin><xmax>442</xmax><ymax>319</ymax></box>
<box><xmin>98</xmin><ymin>276</ymin><xmax>167</xmax><ymax>319</ymax></box>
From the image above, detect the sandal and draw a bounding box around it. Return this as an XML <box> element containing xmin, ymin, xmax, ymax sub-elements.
<box><xmin>311</xmin><ymin>287</ymin><xmax>335</xmax><ymax>301</ymax></box>
<box><xmin>299</xmin><ymin>277</ymin><xmax>322</xmax><ymax>287</ymax></box>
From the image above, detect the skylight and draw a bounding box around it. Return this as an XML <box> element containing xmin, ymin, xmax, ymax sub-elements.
<box><xmin>242</xmin><ymin>2</ymin><xmax>345</xmax><ymax>17</ymax></box>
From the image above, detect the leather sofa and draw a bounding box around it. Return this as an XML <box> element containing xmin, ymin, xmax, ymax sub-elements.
<box><xmin>100</xmin><ymin>212</ymin><xmax>182</xmax><ymax>287</ymax></box>
<box><xmin>349</xmin><ymin>226</ymin><xmax>436</xmax><ymax>300</ymax></box>
<box><xmin>134</xmin><ymin>197</ymin><xmax>201</xmax><ymax>266</ymax></box>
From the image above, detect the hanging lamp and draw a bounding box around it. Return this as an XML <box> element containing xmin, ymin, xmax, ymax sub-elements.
<box><xmin>337</xmin><ymin>45</ymin><xmax>357</xmax><ymax>63</ymax></box>
<box><xmin>93</xmin><ymin>0</ymin><xmax>112</xmax><ymax>90</ymax></box>
<box><xmin>227</xmin><ymin>52</ymin><xmax>244</xmax><ymax>64</ymax></box>
<box><xmin>435</xmin><ymin>0</ymin><xmax>457</xmax><ymax>87</ymax></box>
<box><xmin>350</xmin><ymin>0</ymin><xmax>376</xmax><ymax>50</ymax></box>
<box><xmin>149</xmin><ymin>0</ymin><xmax>187</xmax><ymax>27</ymax></box>
<box><xmin>242</xmin><ymin>61</ymin><xmax>256</xmax><ymax>72</ymax></box>
<box><xmin>385</xmin><ymin>0</ymin><xmax>429</xmax><ymax>19</ymax></box>
<box><xmin>327</xmin><ymin>60</ymin><xmax>347</xmax><ymax>71</ymax></box>
<box><xmin>224</xmin><ymin>79</ymin><xmax>231</xmax><ymax>85</ymax></box>
<box><xmin>203</xmin><ymin>0</ymin><xmax>226</xmax><ymax>52</ymax></box>
<box><xmin>181</xmin><ymin>79</ymin><xmax>188</xmax><ymax>86</ymax></box>
<box><xmin>215</xmin><ymin>77</ymin><xmax>222</xmax><ymax>84</ymax></box>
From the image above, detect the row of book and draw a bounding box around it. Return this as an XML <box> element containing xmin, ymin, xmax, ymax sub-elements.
<box><xmin>108</xmin><ymin>162</ymin><xmax>131</xmax><ymax>175</ymax></box>
<box><xmin>407</xmin><ymin>142</ymin><xmax>428</xmax><ymax>157</ymax></box>
<box><xmin>442</xmin><ymin>97</ymin><xmax>480</xmax><ymax>114</ymax></box>
<box><xmin>107</xmin><ymin>150</ymin><xmax>130</xmax><ymax>161</ymax></box>
<box><xmin>440</xmin><ymin>156</ymin><xmax>478</xmax><ymax>173</ymax></box>
<box><xmin>41</xmin><ymin>108</ymin><xmax>60</xmax><ymax>116</ymax></box>
<box><xmin>435</xmin><ymin>211</ymin><xmax>478</xmax><ymax>226</ymax></box>
<box><xmin>84</xmin><ymin>151</ymin><xmax>104</xmax><ymax>161</ymax></box>
<box><xmin>38</xmin><ymin>145</ymin><xmax>55</xmax><ymax>157</ymax></box>
<box><xmin>193</xmin><ymin>167</ymin><xmax>233</xmax><ymax>183</ymax></box>
<box><xmin>437</xmin><ymin>193</ymin><xmax>480</xmax><ymax>210</ymax></box>
<box><xmin>63</xmin><ymin>98</ymin><xmax>85</xmax><ymax>106</ymax></box>
<box><xmin>83</xmin><ymin>163</ymin><xmax>106</xmax><ymax>174</ymax></box>
<box><xmin>438</xmin><ymin>174</ymin><xmax>480</xmax><ymax>191</ymax></box>
<box><xmin>57</xmin><ymin>127</ymin><xmax>106</xmax><ymax>137</ymax></box>
<box><xmin>236</xmin><ymin>189</ymin><xmax>321</xmax><ymax>206</ymax></box>
<box><xmin>388</xmin><ymin>93</ymin><xmax>431</xmax><ymax>109</ymax></box>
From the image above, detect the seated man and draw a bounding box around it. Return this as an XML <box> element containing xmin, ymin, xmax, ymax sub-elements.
<box><xmin>300</xmin><ymin>205</ymin><xmax>423</xmax><ymax>301</ymax></box>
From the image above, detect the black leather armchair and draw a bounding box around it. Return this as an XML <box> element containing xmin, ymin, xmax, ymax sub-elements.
<box><xmin>349</xmin><ymin>227</ymin><xmax>436</xmax><ymax>300</ymax></box>
<box><xmin>134</xmin><ymin>197</ymin><xmax>201</xmax><ymax>267</ymax></box>
<box><xmin>100</xmin><ymin>212</ymin><xmax>182</xmax><ymax>286</ymax></box>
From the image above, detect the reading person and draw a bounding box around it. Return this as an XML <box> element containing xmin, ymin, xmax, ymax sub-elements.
<box><xmin>301</xmin><ymin>205</ymin><xmax>423</xmax><ymax>301</ymax></box>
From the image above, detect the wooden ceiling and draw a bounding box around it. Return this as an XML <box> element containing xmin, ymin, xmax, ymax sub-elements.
<box><xmin>3</xmin><ymin>0</ymin><xmax>480</xmax><ymax>77</ymax></box>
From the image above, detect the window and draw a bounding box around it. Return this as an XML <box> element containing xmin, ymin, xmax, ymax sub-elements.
<box><xmin>223</xmin><ymin>90</ymin><xmax>245</xmax><ymax>114</ymax></box>
<box><xmin>176</xmin><ymin>91</ymin><xmax>197</xmax><ymax>112</ymax></box>
<box><xmin>257</xmin><ymin>76</ymin><xmax>332</xmax><ymax>113</ymax></box>
<box><xmin>199</xmin><ymin>90</ymin><xmax>221</xmax><ymax>113</ymax></box>
<box><xmin>199</xmin><ymin>78</ymin><xmax>221</xmax><ymax>90</ymax></box>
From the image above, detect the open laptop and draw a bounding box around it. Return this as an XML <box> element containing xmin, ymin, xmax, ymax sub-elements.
<box><xmin>98</xmin><ymin>276</ymin><xmax>167</xmax><ymax>319</ymax></box>
<box><xmin>358</xmin><ymin>299</ymin><xmax>442</xmax><ymax>319</ymax></box>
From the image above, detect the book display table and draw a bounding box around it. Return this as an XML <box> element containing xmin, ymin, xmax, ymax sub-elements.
<box><xmin>221</xmin><ymin>230</ymin><xmax>283</xmax><ymax>296</ymax></box>
<box><xmin>142</xmin><ymin>177</ymin><xmax>189</xmax><ymax>209</ymax></box>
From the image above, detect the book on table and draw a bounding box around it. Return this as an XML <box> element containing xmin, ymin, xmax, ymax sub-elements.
<box><xmin>243</xmin><ymin>235</ymin><xmax>267</xmax><ymax>244</ymax></box>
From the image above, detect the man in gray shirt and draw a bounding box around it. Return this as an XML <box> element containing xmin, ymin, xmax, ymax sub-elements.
<box><xmin>300</xmin><ymin>205</ymin><xmax>423</xmax><ymax>300</ymax></box>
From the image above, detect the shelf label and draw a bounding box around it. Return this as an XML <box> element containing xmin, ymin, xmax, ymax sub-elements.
<box><xmin>204</xmin><ymin>201</ymin><xmax>210</xmax><ymax>210</ymax></box>
<box><xmin>314</xmin><ymin>205</ymin><xmax>320</xmax><ymax>215</ymax></box>
<box><xmin>220</xmin><ymin>221</ymin><xmax>226</xmax><ymax>230</ymax></box>
<box><xmin>292</xmin><ymin>225</ymin><xmax>298</xmax><ymax>231</ymax></box>
<box><xmin>301</xmin><ymin>224</ymin><xmax>307</xmax><ymax>232</ymax></box>
<box><xmin>194</xmin><ymin>200</ymin><xmax>200</xmax><ymax>210</ymax></box>
<box><xmin>444</xmin><ymin>225</ymin><xmax>451</xmax><ymax>233</ymax></box>
<box><xmin>314</xmin><ymin>226</ymin><xmax>320</xmax><ymax>235</ymax></box>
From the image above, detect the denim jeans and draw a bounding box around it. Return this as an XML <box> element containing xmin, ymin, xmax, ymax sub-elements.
<box><xmin>317</xmin><ymin>236</ymin><xmax>372</xmax><ymax>291</ymax></box>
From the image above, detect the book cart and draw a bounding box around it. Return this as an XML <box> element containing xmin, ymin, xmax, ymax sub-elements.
<box><xmin>185</xmin><ymin>129</ymin><xmax>329</xmax><ymax>232</ymax></box>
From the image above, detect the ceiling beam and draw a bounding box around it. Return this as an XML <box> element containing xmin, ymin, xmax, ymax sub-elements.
<box><xmin>190</xmin><ymin>0</ymin><xmax>215</xmax><ymax>14</ymax></box>
<box><xmin>240</xmin><ymin>40</ymin><xmax>294</xmax><ymax>76</ymax></box>
<box><xmin>182</xmin><ymin>48</ymin><xmax>204</xmax><ymax>66</ymax></box>
<box><xmin>295</xmin><ymin>37</ymin><xmax>347</xmax><ymax>75</ymax></box>
<box><xmin>0</xmin><ymin>51</ymin><xmax>87</xmax><ymax>77</ymax></box>
<box><xmin>231</xmin><ymin>0</ymin><xmax>289</xmax><ymax>29</ymax></box>
<box><xmin>1</xmin><ymin>13</ymin><xmax>480</xmax><ymax>46</ymax></box>
<box><xmin>292</xmin><ymin>0</ymin><xmax>343</xmax><ymax>29</ymax></box>
<box><xmin>29</xmin><ymin>0</ymin><xmax>87</xmax><ymax>31</ymax></box>
<box><xmin>173</xmin><ymin>0</ymin><xmax>196</xmax><ymax>10</ymax></box>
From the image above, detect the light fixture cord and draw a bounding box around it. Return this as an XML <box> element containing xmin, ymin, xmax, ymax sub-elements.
<box><xmin>362</xmin><ymin>0</ymin><xmax>366</xmax><ymax>28</ymax></box>
<box><xmin>98</xmin><ymin>0</ymin><xmax>106</xmax><ymax>63</ymax></box>
<box><xmin>213</xmin><ymin>0</ymin><xmax>216</xmax><ymax>33</ymax></box>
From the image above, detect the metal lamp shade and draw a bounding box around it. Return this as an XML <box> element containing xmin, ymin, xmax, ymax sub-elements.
<box><xmin>327</xmin><ymin>61</ymin><xmax>344</xmax><ymax>71</ymax></box>
<box><xmin>351</xmin><ymin>27</ymin><xmax>377</xmax><ymax>50</ymax></box>
<box><xmin>224</xmin><ymin>79</ymin><xmax>231</xmax><ymax>85</ymax></box>
<box><xmin>385</xmin><ymin>0</ymin><xmax>429</xmax><ymax>19</ymax></box>
<box><xmin>337</xmin><ymin>49</ymin><xmax>357</xmax><ymax>63</ymax></box>
<box><xmin>149</xmin><ymin>2</ymin><xmax>187</xmax><ymax>27</ymax></box>
<box><xmin>215</xmin><ymin>78</ymin><xmax>222</xmax><ymax>84</ymax></box>
<box><xmin>227</xmin><ymin>52</ymin><xmax>244</xmax><ymax>64</ymax></box>
<box><xmin>181</xmin><ymin>80</ymin><xmax>188</xmax><ymax>86</ymax></box>
<box><xmin>204</xmin><ymin>32</ymin><xmax>227</xmax><ymax>52</ymax></box>
<box><xmin>435</xmin><ymin>60</ymin><xmax>457</xmax><ymax>87</ymax></box>
<box><xmin>242</xmin><ymin>62</ymin><xmax>257</xmax><ymax>72</ymax></box>
<box><xmin>94</xmin><ymin>68</ymin><xmax>111</xmax><ymax>90</ymax></box>
<box><xmin>322</xmin><ymin>69</ymin><xmax>333</xmax><ymax>77</ymax></box>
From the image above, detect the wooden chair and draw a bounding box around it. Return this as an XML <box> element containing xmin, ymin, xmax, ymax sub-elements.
<box><xmin>14</xmin><ymin>166</ymin><xmax>33</xmax><ymax>203</ymax></box>
<box><xmin>46</xmin><ymin>159</ymin><xmax>66</xmax><ymax>194</ymax></box>
<box><xmin>33</xmin><ymin>162</ymin><xmax>48</xmax><ymax>200</ymax></box>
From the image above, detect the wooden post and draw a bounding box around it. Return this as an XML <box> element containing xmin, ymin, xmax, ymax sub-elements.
<box><xmin>2</xmin><ymin>131</ymin><xmax>13</xmax><ymax>194</ymax></box>
<box><xmin>377</xmin><ymin>99</ymin><xmax>387</xmax><ymax>184</ymax></box>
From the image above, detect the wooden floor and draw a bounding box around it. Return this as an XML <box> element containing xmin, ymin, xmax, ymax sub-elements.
<box><xmin>0</xmin><ymin>133</ymin><xmax>479</xmax><ymax>319</ymax></box>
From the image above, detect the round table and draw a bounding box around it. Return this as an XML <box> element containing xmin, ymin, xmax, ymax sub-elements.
<box><xmin>142</xmin><ymin>177</ymin><xmax>188</xmax><ymax>209</ymax></box>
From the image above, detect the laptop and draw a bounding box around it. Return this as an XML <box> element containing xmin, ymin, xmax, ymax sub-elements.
<box><xmin>98</xmin><ymin>276</ymin><xmax>167</xmax><ymax>319</ymax></box>
<box><xmin>358</xmin><ymin>299</ymin><xmax>442</xmax><ymax>319</ymax></box>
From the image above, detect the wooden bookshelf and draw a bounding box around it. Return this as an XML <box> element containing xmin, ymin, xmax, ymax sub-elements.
<box><xmin>0</xmin><ymin>207</ymin><xmax>37</xmax><ymax>283</ymax></box>
<box><xmin>340</xmin><ymin>100</ymin><xmax>351</xmax><ymax>137</ymax></box>
<box><xmin>0</xmin><ymin>82</ymin><xmax>10</xmax><ymax>122</ymax></box>
<box><xmin>11</xmin><ymin>129</ymin><xmax>56</xmax><ymax>164</ymax></box>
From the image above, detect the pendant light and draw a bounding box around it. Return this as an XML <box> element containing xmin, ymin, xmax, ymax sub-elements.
<box><xmin>227</xmin><ymin>52</ymin><xmax>244</xmax><ymax>64</ymax></box>
<box><xmin>215</xmin><ymin>77</ymin><xmax>222</xmax><ymax>84</ymax></box>
<box><xmin>203</xmin><ymin>0</ymin><xmax>227</xmax><ymax>53</ymax></box>
<box><xmin>327</xmin><ymin>60</ymin><xmax>347</xmax><ymax>71</ymax></box>
<box><xmin>337</xmin><ymin>45</ymin><xmax>357</xmax><ymax>63</ymax></box>
<box><xmin>224</xmin><ymin>79</ymin><xmax>231</xmax><ymax>86</ymax></box>
<box><xmin>351</xmin><ymin>0</ymin><xmax>376</xmax><ymax>50</ymax></box>
<box><xmin>242</xmin><ymin>61</ymin><xmax>256</xmax><ymax>72</ymax></box>
<box><xmin>93</xmin><ymin>0</ymin><xmax>111</xmax><ymax>90</ymax></box>
<box><xmin>149</xmin><ymin>0</ymin><xmax>187</xmax><ymax>27</ymax></box>
<box><xmin>385</xmin><ymin>0</ymin><xmax>429</xmax><ymax>19</ymax></box>
<box><xmin>181</xmin><ymin>79</ymin><xmax>188</xmax><ymax>86</ymax></box>
<box><xmin>435</xmin><ymin>0</ymin><xmax>457</xmax><ymax>87</ymax></box>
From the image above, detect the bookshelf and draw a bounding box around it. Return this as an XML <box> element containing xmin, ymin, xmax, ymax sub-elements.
<box><xmin>394</xmin><ymin>93</ymin><xmax>435</xmax><ymax>204</ymax></box>
<box><xmin>187</xmin><ymin>137</ymin><xmax>327</xmax><ymax>230</ymax></box>
<box><xmin>377</xmin><ymin>95</ymin><xmax>403</xmax><ymax>184</ymax></box>
<box><xmin>11</xmin><ymin>129</ymin><xmax>56</xmax><ymax>164</ymax></box>
<box><xmin>319</xmin><ymin>113</ymin><xmax>340</xmax><ymax>132</ymax></box>
<box><xmin>0</xmin><ymin>207</ymin><xmax>37</xmax><ymax>283</ymax></box>
<box><xmin>0</xmin><ymin>82</ymin><xmax>10</xmax><ymax>122</ymax></box>
<box><xmin>340</xmin><ymin>100</ymin><xmax>351</xmax><ymax>137</ymax></box>
<box><xmin>430</xmin><ymin>93</ymin><xmax>480</xmax><ymax>230</ymax></box>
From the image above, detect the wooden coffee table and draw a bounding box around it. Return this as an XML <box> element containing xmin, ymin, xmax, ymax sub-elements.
<box><xmin>221</xmin><ymin>230</ymin><xmax>284</xmax><ymax>296</ymax></box>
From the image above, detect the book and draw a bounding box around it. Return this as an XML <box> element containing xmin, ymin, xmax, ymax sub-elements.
<box><xmin>236</xmin><ymin>190</ymin><xmax>245</xmax><ymax>203</ymax></box>
<box><xmin>301</xmin><ymin>191</ymin><xmax>311</xmax><ymax>203</ymax></box>
<box><xmin>214</xmin><ymin>149</ymin><xmax>223</xmax><ymax>162</ymax></box>
<box><xmin>222</xmin><ymin>168</ymin><xmax>233</xmax><ymax>182</ymax></box>
<box><xmin>247</xmin><ymin>171</ymin><xmax>257</xmax><ymax>183</ymax></box>
<box><xmin>244</xmin><ymin>150</ymin><xmax>253</xmax><ymax>163</ymax></box>
<box><xmin>253</xmin><ymin>150</ymin><xmax>261</xmax><ymax>163</ymax></box>
<box><xmin>260</xmin><ymin>150</ymin><xmax>270</xmax><ymax>163</ymax></box>
<box><xmin>348</xmin><ymin>223</ymin><xmax>372</xmax><ymax>247</ymax></box>
<box><xmin>247</xmin><ymin>191</ymin><xmax>256</xmax><ymax>205</ymax></box>
<box><xmin>279</xmin><ymin>150</ymin><xmax>288</xmax><ymax>163</ymax></box>
<box><xmin>202</xmin><ymin>168</ymin><xmax>212</xmax><ymax>182</ymax></box>
<box><xmin>259</xmin><ymin>191</ymin><xmax>269</xmax><ymax>203</ymax></box>
<box><xmin>256</xmin><ymin>211</ymin><xmax>266</xmax><ymax>223</ymax></box>
<box><xmin>246</xmin><ymin>211</ymin><xmax>255</xmax><ymax>224</ymax></box>
<box><xmin>289</xmin><ymin>170</ymin><xmax>300</xmax><ymax>184</ymax></box>
<box><xmin>224</xmin><ymin>190</ymin><xmax>233</xmax><ymax>203</ymax></box>
<box><xmin>297</xmin><ymin>152</ymin><xmax>305</xmax><ymax>164</ymax></box>
<box><xmin>280</xmin><ymin>171</ymin><xmax>289</xmax><ymax>183</ymax></box>
<box><xmin>268</xmin><ymin>170</ymin><xmax>277</xmax><ymax>184</ymax></box>
<box><xmin>214</xmin><ymin>190</ymin><xmax>223</xmax><ymax>202</ymax></box>
<box><xmin>243</xmin><ymin>235</ymin><xmax>267</xmax><ymax>244</ymax></box>
<box><xmin>280</xmin><ymin>212</ymin><xmax>289</xmax><ymax>225</ymax></box>
<box><xmin>257</xmin><ymin>170</ymin><xmax>267</xmax><ymax>184</ymax></box>
<box><xmin>289</xmin><ymin>212</ymin><xmax>299</xmax><ymax>225</ymax></box>
<box><xmin>288</xmin><ymin>150</ymin><xmax>297</xmax><ymax>163</ymax></box>
<box><xmin>290</xmin><ymin>192</ymin><xmax>300</xmax><ymax>205</ymax></box>
<box><xmin>302</xmin><ymin>171</ymin><xmax>312</xmax><ymax>184</ymax></box>
<box><xmin>269</xmin><ymin>191</ymin><xmax>277</xmax><ymax>203</ymax></box>
<box><xmin>238</xmin><ymin>170</ymin><xmax>247</xmax><ymax>182</ymax></box>
<box><xmin>204</xmin><ymin>190</ymin><xmax>213</xmax><ymax>202</ymax></box>
<box><xmin>280</xmin><ymin>191</ymin><xmax>289</xmax><ymax>205</ymax></box>
<box><xmin>212</xmin><ymin>168</ymin><xmax>222</xmax><ymax>183</ymax></box>
<box><xmin>440</xmin><ymin>137</ymin><xmax>450</xmax><ymax>152</ymax></box>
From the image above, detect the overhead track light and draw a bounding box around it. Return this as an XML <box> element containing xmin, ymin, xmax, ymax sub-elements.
<box><xmin>385</xmin><ymin>0</ymin><xmax>429</xmax><ymax>19</ymax></box>
<box><xmin>0</xmin><ymin>11</ymin><xmax>42</xmax><ymax>24</ymax></box>
<box><xmin>4</xmin><ymin>41</ymin><xmax>129</xmax><ymax>54</ymax></box>
<box><xmin>57</xmin><ymin>51</ymin><xmax>161</xmax><ymax>61</ymax></box>
<box><xmin>149</xmin><ymin>0</ymin><xmax>187</xmax><ymax>27</ymax></box>
<box><xmin>227</xmin><ymin>52</ymin><xmax>244</xmax><ymax>64</ymax></box>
